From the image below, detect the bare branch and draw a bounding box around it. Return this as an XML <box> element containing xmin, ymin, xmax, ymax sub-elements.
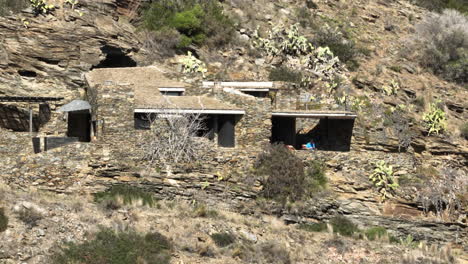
<box><xmin>139</xmin><ymin>97</ymin><xmax>212</xmax><ymax>174</ymax></box>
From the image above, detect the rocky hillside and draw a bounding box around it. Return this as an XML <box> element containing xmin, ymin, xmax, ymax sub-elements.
<box><xmin>0</xmin><ymin>0</ymin><xmax>467</xmax><ymax>263</ymax></box>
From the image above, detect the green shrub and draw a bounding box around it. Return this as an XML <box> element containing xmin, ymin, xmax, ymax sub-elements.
<box><xmin>18</xmin><ymin>207</ymin><xmax>42</xmax><ymax>227</ymax></box>
<box><xmin>0</xmin><ymin>208</ymin><xmax>8</xmax><ymax>232</ymax></box>
<box><xmin>255</xmin><ymin>144</ymin><xmax>328</xmax><ymax>203</ymax></box>
<box><xmin>142</xmin><ymin>0</ymin><xmax>234</xmax><ymax>50</ymax></box>
<box><xmin>94</xmin><ymin>185</ymin><xmax>157</xmax><ymax>208</ymax></box>
<box><xmin>193</xmin><ymin>204</ymin><xmax>218</xmax><ymax>218</ymax></box>
<box><xmin>0</xmin><ymin>0</ymin><xmax>29</xmax><ymax>16</ymax></box>
<box><xmin>50</xmin><ymin>228</ymin><xmax>172</xmax><ymax>264</ymax></box>
<box><xmin>298</xmin><ymin>222</ymin><xmax>328</xmax><ymax>232</ymax></box>
<box><xmin>330</xmin><ymin>216</ymin><xmax>359</xmax><ymax>237</ymax></box>
<box><xmin>211</xmin><ymin>232</ymin><xmax>235</xmax><ymax>247</ymax></box>
<box><xmin>268</xmin><ymin>66</ymin><xmax>303</xmax><ymax>83</ymax></box>
<box><xmin>254</xmin><ymin>144</ymin><xmax>306</xmax><ymax>203</ymax></box>
<box><xmin>311</xmin><ymin>24</ymin><xmax>361</xmax><ymax>70</ymax></box>
<box><xmin>412</xmin><ymin>0</ymin><xmax>468</xmax><ymax>14</ymax></box>
<box><xmin>364</xmin><ymin>226</ymin><xmax>388</xmax><ymax>241</ymax></box>
<box><xmin>460</xmin><ymin>122</ymin><xmax>468</xmax><ymax>139</ymax></box>
<box><xmin>259</xmin><ymin>242</ymin><xmax>291</xmax><ymax>264</ymax></box>
<box><xmin>306</xmin><ymin>160</ymin><xmax>327</xmax><ymax>192</ymax></box>
<box><xmin>412</xmin><ymin>10</ymin><xmax>468</xmax><ymax>84</ymax></box>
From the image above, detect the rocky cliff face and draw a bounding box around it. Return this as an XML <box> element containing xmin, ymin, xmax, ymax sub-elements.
<box><xmin>0</xmin><ymin>0</ymin><xmax>145</xmax><ymax>99</ymax></box>
<box><xmin>0</xmin><ymin>0</ymin><xmax>467</xmax><ymax>262</ymax></box>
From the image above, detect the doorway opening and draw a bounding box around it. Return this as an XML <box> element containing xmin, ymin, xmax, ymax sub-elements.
<box><xmin>271</xmin><ymin>116</ymin><xmax>355</xmax><ymax>151</ymax></box>
<box><xmin>67</xmin><ymin>110</ymin><xmax>91</xmax><ymax>142</ymax></box>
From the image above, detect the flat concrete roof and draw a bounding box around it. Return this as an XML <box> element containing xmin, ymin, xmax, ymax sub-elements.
<box><xmin>135</xmin><ymin>95</ymin><xmax>244</xmax><ymax>112</ymax></box>
<box><xmin>272</xmin><ymin>111</ymin><xmax>357</xmax><ymax>119</ymax></box>
<box><xmin>158</xmin><ymin>88</ymin><xmax>185</xmax><ymax>92</ymax></box>
<box><xmin>202</xmin><ymin>81</ymin><xmax>275</xmax><ymax>89</ymax></box>
<box><xmin>135</xmin><ymin>109</ymin><xmax>245</xmax><ymax>115</ymax></box>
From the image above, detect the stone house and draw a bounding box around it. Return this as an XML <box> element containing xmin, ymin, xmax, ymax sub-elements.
<box><xmin>52</xmin><ymin>66</ymin><xmax>357</xmax><ymax>157</ymax></box>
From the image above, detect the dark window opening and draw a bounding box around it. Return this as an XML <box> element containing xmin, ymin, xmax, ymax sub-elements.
<box><xmin>92</xmin><ymin>45</ymin><xmax>137</xmax><ymax>69</ymax></box>
<box><xmin>161</xmin><ymin>91</ymin><xmax>183</xmax><ymax>96</ymax></box>
<box><xmin>242</xmin><ymin>91</ymin><xmax>269</xmax><ymax>98</ymax></box>
<box><xmin>271</xmin><ymin>117</ymin><xmax>355</xmax><ymax>151</ymax></box>
<box><xmin>195</xmin><ymin>115</ymin><xmax>215</xmax><ymax>140</ymax></box>
<box><xmin>134</xmin><ymin>113</ymin><xmax>152</xmax><ymax>130</ymax></box>
<box><xmin>218</xmin><ymin>114</ymin><xmax>236</xmax><ymax>148</ymax></box>
<box><xmin>18</xmin><ymin>70</ymin><xmax>37</xmax><ymax>77</ymax></box>
<box><xmin>67</xmin><ymin>110</ymin><xmax>91</xmax><ymax>142</ymax></box>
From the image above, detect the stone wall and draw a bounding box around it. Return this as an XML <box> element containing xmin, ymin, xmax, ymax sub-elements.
<box><xmin>211</xmin><ymin>89</ymin><xmax>272</xmax><ymax>149</ymax></box>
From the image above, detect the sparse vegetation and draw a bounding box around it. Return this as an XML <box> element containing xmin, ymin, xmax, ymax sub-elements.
<box><xmin>311</xmin><ymin>24</ymin><xmax>362</xmax><ymax>70</ymax></box>
<box><xmin>423</xmin><ymin>101</ymin><xmax>447</xmax><ymax>136</ymax></box>
<box><xmin>298</xmin><ymin>222</ymin><xmax>328</xmax><ymax>232</ymax></box>
<box><xmin>0</xmin><ymin>0</ymin><xmax>28</xmax><ymax>16</ymax></box>
<box><xmin>410</xmin><ymin>9</ymin><xmax>468</xmax><ymax>84</ymax></box>
<box><xmin>17</xmin><ymin>207</ymin><xmax>42</xmax><ymax>227</ymax></box>
<box><xmin>369</xmin><ymin>161</ymin><xmax>399</xmax><ymax>201</ymax></box>
<box><xmin>179</xmin><ymin>51</ymin><xmax>207</xmax><ymax>77</ymax></box>
<box><xmin>364</xmin><ymin>226</ymin><xmax>388</xmax><ymax>241</ymax></box>
<box><xmin>256</xmin><ymin>242</ymin><xmax>292</xmax><ymax>264</ymax></box>
<box><xmin>0</xmin><ymin>208</ymin><xmax>8</xmax><ymax>232</ymax></box>
<box><xmin>330</xmin><ymin>216</ymin><xmax>360</xmax><ymax>237</ymax></box>
<box><xmin>254</xmin><ymin>144</ymin><xmax>327</xmax><ymax>203</ymax></box>
<box><xmin>210</xmin><ymin>232</ymin><xmax>235</xmax><ymax>247</ymax></box>
<box><xmin>418</xmin><ymin>167</ymin><xmax>467</xmax><ymax>220</ymax></box>
<box><xmin>382</xmin><ymin>79</ymin><xmax>400</xmax><ymax>96</ymax></box>
<box><xmin>268</xmin><ymin>66</ymin><xmax>303</xmax><ymax>84</ymax></box>
<box><xmin>50</xmin><ymin>228</ymin><xmax>172</xmax><ymax>264</ymax></box>
<box><xmin>460</xmin><ymin>122</ymin><xmax>468</xmax><ymax>139</ymax></box>
<box><xmin>30</xmin><ymin>0</ymin><xmax>55</xmax><ymax>15</ymax></box>
<box><xmin>94</xmin><ymin>185</ymin><xmax>157</xmax><ymax>208</ymax></box>
<box><xmin>193</xmin><ymin>204</ymin><xmax>219</xmax><ymax>218</ymax></box>
<box><xmin>412</xmin><ymin>0</ymin><xmax>468</xmax><ymax>14</ymax></box>
<box><xmin>141</xmin><ymin>110</ymin><xmax>211</xmax><ymax>175</ymax></box>
<box><xmin>232</xmin><ymin>242</ymin><xmax>292</xmax><ymax>264</ymax></box>
<box><xmin>141</xmin><ymin>0</ymin><xmax>234</xmax><ymax>50</ymax></box>
<box><xmin>383</xmin><ymin>107</ymin><xmax>414</xmax><ymax>151</ymax></box>
<box><xmin>254</xmin><ymin>144</ymin><xmax>306</xmax><ymax>203</ymax></box>
<box><xmin>306</xmin><ymin>160</ymin><xmax>328</xmax><ymax>192</ymax></box>
<box><xmin>253</xmin><ymin>23</ymin><xmax>344</xmax><ymax>90</ymax></box>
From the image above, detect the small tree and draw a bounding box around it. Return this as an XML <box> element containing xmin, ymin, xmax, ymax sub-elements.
<box><xmin>141</xmin><ymin>99</ymin><xmax>210</xmax><ymax>176</ymax></box>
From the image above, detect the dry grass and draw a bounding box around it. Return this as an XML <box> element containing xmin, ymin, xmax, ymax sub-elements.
<box><xmin>0</xmin><ymin>179</ymin><xmax>466</xmax><ymax>263</ymax></box>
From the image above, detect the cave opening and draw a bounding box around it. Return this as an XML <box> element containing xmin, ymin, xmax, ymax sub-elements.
<box><xmin>93</xmin><ymin>45</ymin><xmax>137</xmax><ymax>69</ymax></box>
<box><xmin>18</xmin><ymin>70</ymin><xmax>37</xmax><ymax>77</ymax></box>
